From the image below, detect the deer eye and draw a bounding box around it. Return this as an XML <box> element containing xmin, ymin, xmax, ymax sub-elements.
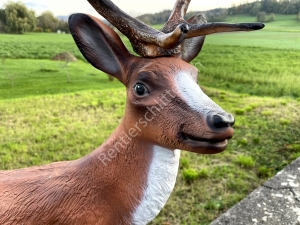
<box><xmin>134</xmin><ymin>83</ymin><xmax>149</xmax><ymax>96</ymax></box>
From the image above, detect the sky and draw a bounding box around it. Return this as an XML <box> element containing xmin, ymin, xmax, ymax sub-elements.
<box><xmin>0</xmin><ymin>0</ymin><xmax>256</xmax><ymax>17</ymax></box>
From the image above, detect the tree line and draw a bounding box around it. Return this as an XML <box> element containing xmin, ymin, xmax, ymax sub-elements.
<box><xmin>229</xmin><ymin>0</ymin><xmax>300</xmax><ymax>15</ymax></box>
<box><xmin>227</xmin><ymin>0</ymin><xmax>300</xmax><ymax>22</ymax></box>
<box><xmin>0</xmin><ymin>1</ymin><xmax>69</xmax><ymax>34</ymax></box>
<box><xmin>1</xmin><ymin>0</ymin><xmax>299</xmax><ymax>33</ymax></box>
<box><xmin>137</xmin><ymin>0</ymin><xmax>300</xmax><ymax>25</ymax></box>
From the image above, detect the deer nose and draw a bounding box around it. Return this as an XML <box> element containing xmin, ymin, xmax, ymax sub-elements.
<box><xmin>212</xmin><ymin>114</ymin><xmax>235</xmax><ymax>128</ymax></box>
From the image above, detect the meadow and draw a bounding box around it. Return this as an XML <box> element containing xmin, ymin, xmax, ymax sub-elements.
<box><xmin>0</xmin><ymin>14</ymin><xmax>300</xmax><ymax>224</ymax></box>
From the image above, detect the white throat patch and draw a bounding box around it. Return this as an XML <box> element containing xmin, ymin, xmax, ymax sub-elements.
<box><xmin>131</xmin><ymin>146</ymin><xmax>180</xmax><ymax>225</ymax></box>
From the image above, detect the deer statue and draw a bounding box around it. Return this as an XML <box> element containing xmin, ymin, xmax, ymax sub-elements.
<box><xmin>0</xmin><ymin>0</ymin><xmax>264</xmax><ymax>224</ymax></box>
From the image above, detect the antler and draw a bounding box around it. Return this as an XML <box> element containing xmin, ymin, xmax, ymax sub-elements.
<box><xmin>88</xmin><ymin>0</ymin><xmax>264</xmax><ymax>57</ymax></box>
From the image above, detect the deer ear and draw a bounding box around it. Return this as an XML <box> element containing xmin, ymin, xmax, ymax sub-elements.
<box><xmin>180</xmin><ymin>14</ymin><xmax>206</xmax><ymax>63</ymax></box>
<box><xmin>69</xmin><ymin>13</ymin><xmax>131</xmax><ymax>83</ymax></box>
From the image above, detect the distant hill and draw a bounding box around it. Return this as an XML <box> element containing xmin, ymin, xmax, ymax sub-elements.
<box><xmin>136</xmin><ymin>8</ymin><xmax>227</xmax><ymax>25</ymax></box>
<box><xmin>136</xmin><ymin>0</ymin><xmax>300</xmax><ymax>25</ymax></box>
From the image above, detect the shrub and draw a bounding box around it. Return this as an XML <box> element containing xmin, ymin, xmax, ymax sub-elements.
<box><xmin>266</xmin><ymin>13</ymin><xmax>275</xmax><ymax>22</ymax></box>
<box><xmin>180</xmin><ymin>157</ymin><xmax>190</xmax><ymax>168</ymax></box>
<box><xmin>280</xmin><ymin>100</ymin><xmax>288</xmax><ymax>105</ymax></box>
<box><xmin>250</xmin><ymin>103</ymin><xmax>258</xmax><ymax>109</ymax></box>
<box><xmin>237</xmin><ymin>138</ymin><xmax>248</xmax><ymax>146</ymax></box>
<box><xmin>286</xmin><ymin>144</ymin><xmax>300</xmax><ymax>152</ymax></box>
<box><xmin>279</xmin><ymin>118</ymin><xmax>290</xmax><ymax>126</ymax></box>
<box><xmin>245</xmin><ymin>106</ymin><xmax>253</xmax><ymax>112</ymax></box>
<box><xmin>34</xmin><ymin>27</ymin><xmax>43</xmax><ymax>32</ymax></box>
<box><xmin>198</xmin><ymin>168</ymin><xmax>209</xmax><ymax>178</ymax></box>
<box><xmin>257</xmin><ymin>12</ymin><xmax>275</xmax><ymax>23</ymax></box>
<box><xmin>292</xmin><ymin>152</ymin><xmax>300</xmax><ymax>160</ymax></box>
<box><xmin>257</xmin><ymin>11</ymin><xmax>267</xmax><ymax>22</ymax></box>
<box><xmin>235</xmin><ymin>108</ymin><xmax>245</xmax><ymax>115</ymax></box>
<box><xmin>182</xmin><ymin>168</ymin><xmax>198</xmax><ymax>182</ymax></box>
<box><xmin>234</xmin><ymin>155</ymin><xmax>255</xmax><ymax>168</ymax></box>
<box><xmin>252</xmin><ymin>137</ymin><xmax>260</xmax><ymax>144</ymax></box>
<box><xmin>261</xmin><ymin>110</ymin><xmax>273</xmax><ymax>116</ymax></box>
<box><xmin>205</xmin><ymin>200</ymin><xmax>223</xmax><ymax>210</ymax></box>
<box><xmin>257</xmin><ymin>166</ymin><xmax>271</xmax><ymax>178</ymax></box>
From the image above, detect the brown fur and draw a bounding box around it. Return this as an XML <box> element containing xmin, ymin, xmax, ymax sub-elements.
<box><xmin>0</xmin><ymin>124</ymin><xmax>153</xmax><ymax>224</ymax></box>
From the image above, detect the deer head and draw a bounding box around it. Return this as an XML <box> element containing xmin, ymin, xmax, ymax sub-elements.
<box><xmin>69</xmin><ymin>0</ymin><xmax>263</xmax><ymax>154</ymax></box>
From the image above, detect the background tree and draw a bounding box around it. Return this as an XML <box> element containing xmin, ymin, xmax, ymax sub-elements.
<box><xmin>205</xmin><ymin>8</ymin><xmax>228</xmax><ymax>22</ymax></box>
<box><xmin>250</xmin><ymin>2</ymin><xmax>262</xmax><ymax>16</ymax></box>
<box><xmin>4</xmin><ymin>1</ymin><xmax>36</xmax><ymax>34</ymax></box>
<box><xmin>260</xmin><ymin>0</ymin><xmax>280</xmax><ymax>13</ymax></box>
<box><xmin>0</xmin><ymin>8</ymin><xmax>6</xmax><ymax>24</ymax></box>
<box><xmin>136</xmin><ymin>10</ymin><xmax>171</xmax><ymax>25</ymax></box>
<box><xmin>227</xmin><ymin>0</ymin><xmax>300</xmax><ymax>16</ymax></box>
<box><xmin>37</xmin><ymin>11</ymin><xmax>59</xmax><ymax>32</ymax></box>
<box><xmin>267</xmin><ymin>13</ymin><xmax>275</xmax><ymax>22</ymax></box>
<box><xmin>298</xmin><ymin>11</ymin><xmax>300</xmax><ymax>21</ymax></box>
<box><xmin>0</xmin><ymin>8</ymin><xmax>7</xmax><ymax>32</ymax></box>
<box><xmin>57</xmin><ymin>19</ymin><xmax>69</xmax><ymax>33</ymax></box>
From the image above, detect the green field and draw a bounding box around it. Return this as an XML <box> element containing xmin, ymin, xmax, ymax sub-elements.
<box><xmin>0</xmin><ymin>59</ymin><xmax>124</xmax><ymax>99</ymax></box>
<box><xmin>0</xmin><ymin>14</ymin><xmax>300</xmax><ymax>224</ymax></box>
<box><xmin>0</xmin><ymin>33</ymin><xmax>84</xmax><ymax>60</ymax></box>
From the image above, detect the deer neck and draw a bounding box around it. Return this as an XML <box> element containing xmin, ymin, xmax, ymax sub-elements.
<box><xmin>85</xmin><ymin>121</ymin><xmax>181</xmax><ymax>224</ymax></box>
<box><xmin>131</xmin><ymin>146</ymin><xmax>181</xmax><ymax>224</ymax></box>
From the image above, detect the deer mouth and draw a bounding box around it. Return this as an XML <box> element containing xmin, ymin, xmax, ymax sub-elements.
<box><xmin>180</xmin><ymin>132</ymin><xmax>229</xmax><ymax>151</ymax></box>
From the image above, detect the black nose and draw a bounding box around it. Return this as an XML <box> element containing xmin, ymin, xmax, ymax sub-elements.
<box><xmin>212</xmin><ymin>114</ymin><xmax>235</xmax><ymax>128</ymax></box>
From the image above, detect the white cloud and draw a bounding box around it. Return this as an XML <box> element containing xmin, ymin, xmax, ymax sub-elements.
<box><xmin>0</xmin><ymin>0</ymin><xmax>256</xmax><ymax>17</ymax></box>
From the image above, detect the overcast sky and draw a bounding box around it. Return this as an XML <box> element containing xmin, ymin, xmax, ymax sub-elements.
<box><xmin>0</xmin><ymin>0</ymin><xmax>256</xmax><ymax>17</ymax></box>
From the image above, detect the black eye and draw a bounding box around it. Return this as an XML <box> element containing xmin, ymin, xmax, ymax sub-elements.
<box><xmin>134</xmin><ymin>83</ymin><xmax>149</xmax><ymax>96</ymax></box>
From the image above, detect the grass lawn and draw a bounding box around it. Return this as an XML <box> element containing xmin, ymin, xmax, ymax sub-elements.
<box><xmin>205</xmin><ymin>30</ymin><xmax>300</xmax><ymax>50</ymax></box>
<box><xmin>0</xmin><ymin>13</ymin><xmax>300</xmax><ymax>224</ymax></box>
<box><xmin>0</xmin><ymin>33</ymin><xmax>84</xmax><ymax>60</ymax></box>
<box><xmin>206</xmin><ymin>14</ymin><xmax>300</xmax><ymax>50</ymax></box>
<box><xmin>1</xmin><ymin>43</ymin><xmax>299</xmax><ymax>100</ymax></box>
<box><xmin>196</xmin><ymin>44</ymin><xmax>300</xmax><ymax>97</ymax></box>
<box><xmin>0</xmin><ymin>59</ymin><xmax>123</xmax><ymax>99</ymax></box>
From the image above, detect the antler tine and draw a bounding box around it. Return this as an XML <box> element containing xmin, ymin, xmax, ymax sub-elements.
<box><xmin>88</xmin><ymin>0</ymin><xmax>156</xmax><ymax>37</ymax></box>
<box><xmin>162</xmin><ymin>0</ymin><xmax>191</xmax><ymax>33</ymax></box>
<box><xmin>186</xmin><ymin>22</ymin><xmax>265</xmax><ymax>38</ymax></box>
<box><xmin>170</xmin><ymin>0</ymin><xmax>191</xmax><ymax>19</ymax></box>
<box><xmin>88</xmin><ymin>0</ymin><xmax>188</xmax><ymax>56</ymax></box>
